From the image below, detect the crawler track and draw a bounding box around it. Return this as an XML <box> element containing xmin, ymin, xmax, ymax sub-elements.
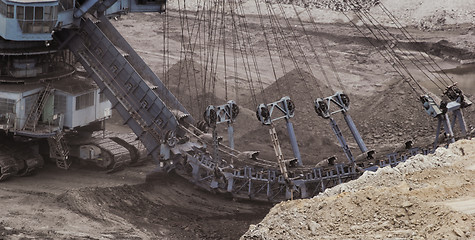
<box><xmin>0</xmin><ymin>141</ymin><xmax>44</xmax><ymax>181</ymax></box>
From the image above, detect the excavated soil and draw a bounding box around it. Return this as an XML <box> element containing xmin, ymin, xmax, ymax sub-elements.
<box><xmin>1</xmin><ymin>0</ymin><xmax>475</xmax><ymax>239</ymax></box>
<box><xmin>242</xmin><ymin>139</ymin><xmax>475</xmax><ymax>239</ymax></box>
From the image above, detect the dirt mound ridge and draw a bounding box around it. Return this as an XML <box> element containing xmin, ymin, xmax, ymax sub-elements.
<box><xmin>165</xmin><ymin>59</ymin><xmax>224</xmax><ymax>119</ymax></box>
<box><xmin>268</xmin><ymin>0</ymin><xmax>380</xmax><ymax>11</ymax></box>
<box><xmin>237</xmin><ymin>68</ymin><xmax>340</xmax><ymax>164</ymax></box>
<box><xmin>56</xmin><ymin>175</ymin><xmax>271</xmax><ymax>239</ymax></box>
<box><xmin>352</xmin><ymin>78</ymin><xmax>438</xmax><ymax>152</ymax></box>
<box><xmin>57</xmin><ymin>185</ymin><xmax>156</xmax><ymax>222</ymax></box>
<box><xmin>241</xmin><ymin>139</ymin><xmax>475</xmax><ymax>239</ymax></box>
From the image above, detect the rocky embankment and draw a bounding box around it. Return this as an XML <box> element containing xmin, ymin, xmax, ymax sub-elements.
<box><xmin>242</xmin><ymin>139</ymin><xmax>475</xmax><ymax>239</ymax></box>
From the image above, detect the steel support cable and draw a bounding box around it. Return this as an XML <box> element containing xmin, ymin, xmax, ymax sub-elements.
<box><xmin>166</xmin><ymin>5</ymin><xmax>170</xmax><ymax>89</ymax></box>
<box><xmin>377</xmin><ymin>4</ymin><xmax>452</xmax><ymax>87</ymax></box>
<box><xmin>252</xmin><ymin>0</ymin><xmax>283</xmax><ymax>98</ymax></box>
<box><xmin>292</xmin><ymin>4</ymin><xmax>338</xmax><ymax>94</ymax></box>
<box><xmin>213</xmin><ymin>0</ymin><xmax>226</xmax><ymax>103</ymax></box>
<box><xmin>193</xmin><ymin>0</ymin><xmax>206</xmax><ymax>112</ymax></box>
<box><xmin>176</xmin><ymin>0</ymin><xmax>186</xmax><ymax>105</ymax></box>
<box><xmin>228</xmin><ymin>0</ymin><xmax>258</xmax><ymax>107</ymax></box>
<box><xmin>275</xmin><ymin>1</ymin><xmax>322</xmax><ymax>99</ymax></box>
<box><xmin>212</xmin><ymin>1</ymin><xmax>224</xmax><ymax>104</ymax></box>
<box><xmin>201</xmin><ymin>0</ymin><xmax>217</xmax><ymax>109</ymax></box>
<box><xmin>208</xmin><ymin>0</ymin><xmax>222</xmax><ymax>105</ymax></box>
<box><xmin>265</xmin><ymin>3</ymin><xmax>289</xmax><ymax>80</ymax></box>
<box><xmin>349</xmin><ymin>8</ymin><xmax>427</xmax><ymax>93</ymax></box>
<box><xmin>378</xmin><ymin>3</ymin><xmax>454</xmax><ymax>86</ymax></box>
<box><xmin>226</xmin><ymin>0</ymin><xmax>241</xmax><ymax>103</ymax></box>
<box><xmin>201</xmin><ymin>0</ymin><xmax>211</xmax><ymax>111</ymax></box>
<box><xmin>236</xmin><ymin>0</ymin><xmax>268</xmax><ymax>104</ymax></box>
<box><xmin>178</xmin><ymin>0</ymin><xmax>199</xmax><ymax>117</ymax></box>
<box><xmin>234</xmin><ymin>1</ymin><xmax>261</xmax><ymax>107</ymax></box>
<box><xmin>304</xmin><ymin>7</ymin><xmax>345</xmax><ymax>93</ymax></box>
<box><xmin>202</xmin><ymin>1</ymin><xmax>215</xmax><ymax>108</ymax></box>
<box><xmin>265</xmin><ymin>2</ymin><xmax>320</xmax><ymax>99</ymax></box>
<box><xmin>184</xmin><ymin>0</ymin><xmax>206</xmax><ymax>115</ymax></box>
<box><xmin>352</xmin><ymin>4</ymin><xmax>447</xmax><ymax>92</ymax></box>
<box><xmin>346</xmin><ymin>1</ymin><xmax>442</xmax><ymax>90</ymax></box>
<box><xmin>162</xmin><ymin>5</ymin><xmax>168</xmax><ymax>88</ymax></box>
<box><xmin>179</xmin><ymin>0</ymin><xmax>197</xmax><ymax>116</ymax></box>
<box><xmin>356</xmin><ymin>11</ymin><xmax>446</xmax><ymax>95</ymax></box>
<box><xmin>229</xmin><ymin>2</ymin><xmax>240</xmax><ymax>103</ymax></box>
<box><xmin>263</xmin><ymin>3</ymin><xmax>293</xmax><ymax>98</ymax></box>
<box><xmin>342</xmin><ymin>11</ymin><xmax>420</xmax><ymax>95</ymax></box>
<box><xmin>221</xmin><ymin>1</ymin><xmax>228</xmax><ymax>101</ymax></box>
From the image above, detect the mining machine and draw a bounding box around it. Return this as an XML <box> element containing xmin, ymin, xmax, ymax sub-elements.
<box><xmin>0</xmin><ymin>0</ymin><xmax>166</xmax><ymax>179</ymax></box>
<box><xmin>1</xmin><ymin>0</ymin><xmax>465</xmax><ymax>203</ymax></box>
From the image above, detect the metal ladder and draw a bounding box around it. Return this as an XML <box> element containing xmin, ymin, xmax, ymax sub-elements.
<box><xmin>22</xmin><ymin>83</ymin><xmax>54</xmax><ymax>132</ymax></box>
<box><xmin>47</xmin><ymin>132</ymin><xmax>71</xmax><ymax>169</ymax></box>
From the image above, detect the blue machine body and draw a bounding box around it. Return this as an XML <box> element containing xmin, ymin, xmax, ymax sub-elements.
<box><xmin>0</xmin><ymin>0</ymin><xmax>165</xmax><ymax>41</ymax></box>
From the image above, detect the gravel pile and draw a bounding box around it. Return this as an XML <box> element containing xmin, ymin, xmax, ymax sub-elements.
<box><xmin>241</xmin><ymin>139</ymin><xmax>475</xmax><ymax>239</ymax></box>
<box><xmin>266</xmin><ymin>0</ymin><xmax>380</xmax><ymax>11</ymax></box>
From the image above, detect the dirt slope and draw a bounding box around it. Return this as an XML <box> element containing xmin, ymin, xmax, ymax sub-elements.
<box><xmin>241</xmin><ymin>139</ymin><xmax>475</xmax><ymax>239</ymax></box>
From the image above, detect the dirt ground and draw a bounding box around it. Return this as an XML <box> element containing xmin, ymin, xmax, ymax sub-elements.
<box><xmin>1</xmin><ymin>0</ymin><xmax>475</xmax><ymax>239</ymax></box>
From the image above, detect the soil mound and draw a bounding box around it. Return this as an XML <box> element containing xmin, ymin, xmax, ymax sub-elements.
<box><xmin>352</xmin><ymin>78</ymin><xmax>438</xmax><ymax>151</ymax></box>
<box><xmin>237</xmin><ymin>68</ymin><xmax>341</xmax><ymax>164</ymax></box>
<box><xmin>165</xmin><ymin>59</ymin><xmax>224</xmax><ymax>119</ymax></box>
<box><xmin>241</xmin><ymin>139</ymin><xmax>475</xmax><ymax>239</ymax></box>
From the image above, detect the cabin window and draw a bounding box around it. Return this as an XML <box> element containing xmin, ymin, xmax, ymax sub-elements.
<box><xmin>54</xmin><ymin>94</ymin><xmax>66</xmax><ymax>114</ymax></box>
<box><xmin>43</xmin><ymin>6</ymin><xmax>52</xmax><ymax>20</ymax></box>
<box><xmin>0</xmin><ymin>1</ymin><xmax>5</xmax><ymax>16</ymax></box>
<box><xmin>0</xmin><ymin>98</ymin><xmax>15</xmax><ymax>114</ymax></box>
<box><xmin>25</xmin><ymin>6</ymin><xmax>33</xmax><ymax>20</ymax></box>
<box><xmin>34</xmin><ymin>6</ymin><xmax>43</xmax><ymax>20</ymax></box>
<box><xmin>17</xmin><ymin>6</ymin><xmax>24</xmax><ymax>19</ymax></box>
<box><xmin>17</xmin><ymin>5</ymin><xmax>58</xmax><ymax>34</ymax></box>
<box><xmin>75</xmin><ymin>92</ymin><xmax>94</xmax><ymax>110</ymax></box>
<box><xmin>6</xmin><ymin>4</ymin><xmax>14</xmax><ymax>18</ymax></box>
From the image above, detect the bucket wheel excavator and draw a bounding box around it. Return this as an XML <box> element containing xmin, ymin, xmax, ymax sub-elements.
<box><xmin>0</xmin><ymin>0</ymin><xmax>472</xmax><ymax>203</ymax></box>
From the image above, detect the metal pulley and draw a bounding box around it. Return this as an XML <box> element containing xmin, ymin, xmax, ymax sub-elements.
<box><xmin>444</xmin><ymin>84</ymin><xmax>463</xmax><ymax>102</ymax></box>
<box><xmin>337</xmin><ymin>92</ymin><xmax>350</xmax><ymax>109</ymax></box>
<box><xmin>165</xmin><ymin>130</ymin><xmax>177</xmax><ymax>147</ymax></box>
<box><xmin>283</xmin><ymin>97</ymin><xmax>295</xmax><ymax>118</ymax></box>
<box><xmin>314</xmin><ymin>98</ymin><xmax>330</xmax><ymax>118</ymax></box>
<box><xmin>314</xmin><ymin>92</ymin><xmax>349</xmax><ymax>119</ymax></box>
<box><xmin>420</xmin><ymin>95</ymin><xmax>443</xmax><ymax>117</ymax></box>
<box><xmin>256</xmin><ymin>104</ymin><xmax>271</xmax><ymax>125</ymax></box>
<box><xmin>444</xmin><ymin>83</ymin><xmax>472</xmax><ymax>108</ymax></box>
<box><xmin>196</xmin><ymin>120</ymin><xmax>208</xmax><ymax>132</ymax></box>
<box><xmin>226</xmin><ymin>100</ymin><xmax>240</xmax><ymax>121</ymax></box>
<box><xmin>203</xmin><ymin>105</ymin><xmax>217</xmax><ymax>127</ymax></box>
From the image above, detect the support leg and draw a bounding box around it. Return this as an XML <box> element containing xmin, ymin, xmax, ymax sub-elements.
<box><xmin>455</xmin><ymin>109</ymin><xmax>468</xmax><ymax>138</ymax></box>
<box><xmin>212</xmin><ymin>127</ymin><xmax>220</xmax><ymax>161</ymax></box>
<box><xmin>285</xmin><ymin>120</ymin><xmax>302</xmax><ymax>166</ymax></box>
<box><xmin>228</xmin><ymin>123</ymin><xmax>235</xmax><ymax>149</ymax></box>
<box><xmin>269</xmin><ymin>126</ymin><xmax>289</xmax><ymax>181</ymax></box>
<box><xmin>329</xmin><ymin>118</ymin><xmax>354</xmax><ymax>164</ymax></box>
<box><xmin>343</xmin><ymin>113</ymin><xmax>368</xmax><ymax>153</ymax></box>
<box><xmin>434</xmin><ymin>116</ymin><xmax>443</xmax><ymax>150</ymax></box>
<box><xmin>442</xmin><ymin>114</ymin><xmax>455</xmax><ymax>145</ymax></box>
